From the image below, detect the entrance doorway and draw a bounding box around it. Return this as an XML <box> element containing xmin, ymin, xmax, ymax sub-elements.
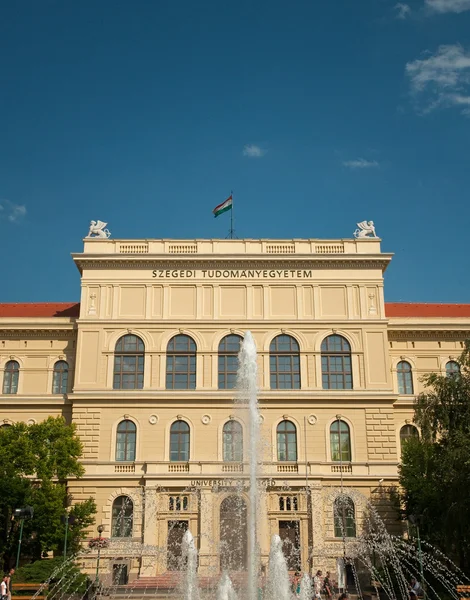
<box><xmin>220</xmin><ymin>495</ymin><xmax>248</xmax><ymax>571</ymax></box>
<box><xmin>167</xmin><ymin>520</ymin><xmax>189</xmax><ymax>570</ymax></box>
<box><xmin>112</xmin><ymin>563</ymin><xmax>128</xmax><ymax>585</ymax></box>
<box><xmin>279</xmin><ymin>520</ymin><xmax>301</xmax><ymax>571</ymax></box>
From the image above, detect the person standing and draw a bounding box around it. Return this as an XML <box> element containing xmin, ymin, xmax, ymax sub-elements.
<box><xmin>291</xmin><ymin>571</ymin><xmax>301</xmax><ymax>597</ymax></box>
<box><xmin>5</xmin><ymin>569</ymin><xmax>14</xmax><ymax>600</ymax></box>
<box><xmin>323</xmin><ymin>571</ymin><xmax>333</xmax><ymax>599</ymax></box>
<box><xmin>313</xmin><ymin>570</ymin><xmax>323</xmax><ymax>600</ymax></box>
<box><xmin>1</xmin><ymin>576</ymin><xmax>8</xmax><ymax>600</ymax></box>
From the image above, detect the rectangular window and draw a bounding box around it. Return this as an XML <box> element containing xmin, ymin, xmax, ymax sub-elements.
<box><xmin>330</xmin><ymin>433</ymin><xmax>351</xmax><ymax>462</ymax></box>
<box><xmin>218</xmin><ymin>355</ymin><xmax>239</xmax><ymax>389</ymax></box>
<box><xmin>334</xmin><ymin>511</ymin><xmax>356</xmax><ymax>538</ymax></box>
<box><xmin>322</xmin><ymin>356</ymin><xmax>352</xmax><ymax>390</ymax></box>
<box><xmin>270</xmin><ymin>355</ymin><xmax>300</xmax><ymax>389</ymax></box>
<box><xmin>398</xmin><ymin>372</ymin><xmax>413</xmax><ymax>394</ymax></box>
<box><xmin>112</xmin><ymin>564</ymin><xmax>128</xmax><ymax>586</ymax></box>
<box><xmin>3</xmin><ymin>371</ymin><xmax>19</xmax><ymax>394</ymax></box>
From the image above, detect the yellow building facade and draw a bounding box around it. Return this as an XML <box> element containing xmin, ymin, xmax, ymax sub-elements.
<box><xmin>1</xmin><ymin>236</ymin><xmax>470</xmax><ymax>584</ymax></box>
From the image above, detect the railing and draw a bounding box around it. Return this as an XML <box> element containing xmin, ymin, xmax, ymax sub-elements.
<box><xmin>222</xmin><ymin>463</ymin><xmax>244</xmax><ymax>473</ymax></box>
<box><xmin>168</xmin><ymin>463</ymin><xmax>190</xmax><ymax>473</ymax></box>
<box><xmin>331</xmin><ymin>464</ymin><xmax>352</xmax><ymax>473</ymax></box>
<box><xmin>83</xmin><ymin>460</ymin><xmax>398</xmax><ymax>478</ymax></box>
<box><xmin>315</xmin><ymin>244</ymin><xmax>345</xmax><ymax>254</ymax></box>
<box><xmin>265</xmin><ymin>244</ymin><xmax>296</xmax><ymax>254</ymax></box>
<box><xmin>168</xmin><ymin>244</ymin><xmax>198</xmax><ymax>254</ymax></box>
<box><xmin>83</xmin><ymin>238</ymin><xmax>384</xmax><ymax>256</ymax></box>
<box><xmin>115</xmin><ymin>464</ymin><xmax>136</xmax><ymax>473</ymax></box>
<box><xmin>277</xmin><ymin>463</ymin><xmax>299</xmax><ymax>473</ymax></box>
<box><xmin>119</xmin><ymin>243</ymin><xmax>149</xmax><ymax>254</ymax></box>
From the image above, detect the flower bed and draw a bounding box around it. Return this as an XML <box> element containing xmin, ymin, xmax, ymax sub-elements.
<box><xmin>88</xmin><ymin>537</ymin><xmax>110</xmax><ymax>549</ymax></box>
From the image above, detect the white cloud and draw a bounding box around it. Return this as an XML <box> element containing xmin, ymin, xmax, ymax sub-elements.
<box><xmin>395</xmin><ymin>3</ymin><xmax>411</xmax><ymax>18</ymax></box>
<box><xmin>342</xmin><ymin>158</ymin><xmax>380</xmax><ymax>169</ymax></box>
<box><xmin>0</xmin><ymin>200</ymin><xmax>27</xmax><ymax>223</ymax></box>
<box><xmin>242</xmin><ymin>144</ymin><xmax>266</xmax><ymax>158</ymax></box>
<box><xmin>405</xmin><ymin>44</ymin><xmax>470</xmax><ymax>115</ymax></box>
<box><xmin>425</xmin><ymin>0</ymin><xmax>470</xmax><ymax>13</ymax></box>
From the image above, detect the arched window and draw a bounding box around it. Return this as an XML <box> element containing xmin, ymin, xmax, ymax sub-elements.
<box><xmin>223</xmin><ymin>420</ymin><xmax>243</xmax><ymax>462</ymax></box>
<box><xmin>330</xmin><ymin>420</ymin><xmax>351</xmax><ymax>462</ymax></box>
<box><xmin>113</xmin><ymin>335</ymin><xmax>144</xmax><ymax>390</ymax></box>
<box><xmin>321</xmin><ymin>335</ymin><xmax>352</xmax><ymax>390</ymax></box>
<box><xmin>400</xmin><ymin>424</ymin><xmax>419</xmax><ymax>454</ymax></box>
<box><xmin>166</xmin><ymin>335</ymin><xmax>196</xmax><ymax>390</ymax></box>
<box><xmin>220</xmin><ymin>496</ymin><xmax>247</xmax><ymax>571</ymax></box>
<box><xmin>52</xmin><ymin>361</ymin><xmax>69</xmax><ymax>394</ymax></box>
<box><xmin>116</xmin><ymin>420</ymin><xmax>136</xmax><ymax>462</ymax></box>
<box><xmin>397</xmin><ymin>361</ymin><xmax>413</xmax><ymax>395</ymax></box>
<box><xmin>269</xmin><ymin>335</ymin><xmax>300</xmax><ymax>389</ymax></box>
<box><xmin>334</xmin><ymin>496</ymin><xmax>356</xmax><ymax>538</ymax></box>
<box><xmin>170</xmin><ymin>420</ymin><xmax>190</xmax><ymax>462</ymax></box>
<box><xmin>218</xmin><ymin>334</ymin><xmax>242</xmax><ymax>389</ymax></box>
<box><xmin>111</xmin><ymin>496</ymin><xmax>133</xmax><ymax>538</ymax></box>
<box><xmin>3</xmin><ymin>360</ymin><xmax>19</xmax><ymax>395</ymax></box>
<box><xmin>446</xmin><ymin>361</ymin><xmax>460</xmax><ymax>379</ymax></box>
<box><xmin>277</xmin><ymin>420</ymin><xmax>297</xmax><ymax>461</ymax></box>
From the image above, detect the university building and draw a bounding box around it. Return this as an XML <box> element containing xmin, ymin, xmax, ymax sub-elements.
<box><xmin>1</xmin><ymin>235</ymin><xmax>470</xmax><ymax>583</ymax></box>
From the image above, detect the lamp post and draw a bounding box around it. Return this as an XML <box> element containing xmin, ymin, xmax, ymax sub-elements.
<box><xmin>61</xmin><ymin>511</ymin><xmax>76</xmax><ymax>562</ymax></box>
<box><xmin>409</xmin><ymin>515</ymin><xmax>425</xmax><ymax>599</ymax></box>
<box><xmin>95</xmin><ymin>524</ymin><xmax>104</xmax><ymax>586</ymax></box>
<box><xmin>335</xmin><ymin>415</ymin><xmax>348</xmax><ymax>593</ymax></box>
<box><xmin>14</xmin><ymin>506</ymin><xmax>34</xmax><ymax>569</ymax></box>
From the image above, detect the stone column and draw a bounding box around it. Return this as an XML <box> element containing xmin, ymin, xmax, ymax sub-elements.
<box><xmin>258</xmin><ymin>487</ymin><xmax>270</xmax><ymax>567</ymax></box>
<box><xmin>140</xmin><ymin>487</ymin><xmax>159</xmax><ymax>576</ymax></box>
<box><xmin>309</xmin><ymin>482</ymin><xmax>324</xmax><ymax>565</ymax></box>
<box><xmin>198</xmin><ymin>487</ymin><xmax>217</xmax><ymax>574</ymax></box>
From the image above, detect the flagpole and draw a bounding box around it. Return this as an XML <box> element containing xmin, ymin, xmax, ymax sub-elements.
<box><xmin>230</xmin><ymin>190</ymin><xmax>234</xmax><ymax>239</ymax></box>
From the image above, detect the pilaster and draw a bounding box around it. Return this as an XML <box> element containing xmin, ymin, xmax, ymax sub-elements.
<box><xmin>198</xmin><ymin>487</ymin><xmax>217</xmax><ymax>574</ymax></box>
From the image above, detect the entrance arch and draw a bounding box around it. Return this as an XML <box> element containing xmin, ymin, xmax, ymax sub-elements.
<box><xmin>219</xmin><ymin>495</ymin><xmax>247</xmax><ymax>571</ymax></box>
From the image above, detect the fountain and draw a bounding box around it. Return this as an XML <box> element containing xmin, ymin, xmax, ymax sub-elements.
<box><xmin>264</xmin><ymin>534</ymin><xmax>292</xmax><ymax>600</ymax></box>
<box><xmin>298</xmin><ymin>573</ymin><xmax>312</xmax><ymax>600</ymax></box>
<box><xmin>235</xmin><ymin>331</ymin><xmax>262</xmax><ymax>600</ymax></box>
<box><xmin>181</xmin><ymin>530</ymin><xmax>200</xmax><ymax>600</ymax></box>
<box><xmin>217</xmin><ymin>572</ymin><xmax>238</xmax><ymax>600</ymax></box>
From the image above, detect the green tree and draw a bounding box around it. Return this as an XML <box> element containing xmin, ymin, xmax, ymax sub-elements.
<box><xmin>14</xmin><ymin>556</ymin><xmax>89</xmax><ymax>594</ymax></box>
<box><xmin>399</xmin><ymin>341</ymin><xmax>470</xmax><ymax>574</ymax></box>
<box><xmin>0</xmin><ymin>416</ymin><xmax>96</xmax><ymax>569</ymax></box>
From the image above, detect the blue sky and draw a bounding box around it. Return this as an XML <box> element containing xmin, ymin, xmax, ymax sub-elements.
<box><xmin>1</xmin><ymin>0</ymin><xmax>469</xmax><ymax>303</ymax></box>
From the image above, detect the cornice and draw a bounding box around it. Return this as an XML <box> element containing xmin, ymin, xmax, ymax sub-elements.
<box><xmin>388</xmin><ymin>329</ymin><xmax>470</xmax><ymax>340</ymax></box>
<box><xmin>76</xmin><ymin>318</ymin><xmax>387</xmax><ymax>326</ymax></box>
<box><xmin>76</xmin><ymin>472</ymin><xmax>400</xmax><ymax>483</ymax></box>
<box><xmin>393</xmin><ymin>398</ymin><xmax>417</xmax><ymax>407</ymax></box>
<box><xmin>0</xmin><ymin>396</ymin><xmax>71</xmax><ymax>406</ymax></box>
<box><xmin>69</xmin><ymin>390</ymin><xmax>398</xmax><ymax>403</ymax></box>
<box><xmin>73</xmin><ymin>256</ymin><xmax>392</xmax><ymax>272</ymax></box>
<box><xmin>0</xmin><ymin>328</ymin><xmax>77</xmax><ymax>337</ymax></box>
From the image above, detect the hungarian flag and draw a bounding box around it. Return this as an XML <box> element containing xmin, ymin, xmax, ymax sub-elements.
<box><xmin>213</xmin><ymin>195</ymin><xmax>232</xmax><ymax>218</ymax></box>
